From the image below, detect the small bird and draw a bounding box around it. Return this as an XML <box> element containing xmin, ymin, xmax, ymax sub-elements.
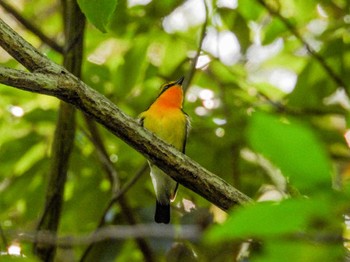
<box><xmin>139</xmin><ymin>76</ymin><xmax>189</xmax><ymax>224</ymax></box>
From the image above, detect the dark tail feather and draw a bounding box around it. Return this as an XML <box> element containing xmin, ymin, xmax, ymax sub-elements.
<box><xmin>155</xmin><ymin>201</ymin><xmax>170</xmax><ymax>224</ymax></box>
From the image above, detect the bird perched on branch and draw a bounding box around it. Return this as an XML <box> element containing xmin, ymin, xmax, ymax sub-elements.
<box><xmin>139</xmin><ymin>76</ymin><xmax>189</xmax><ymax>224</ymax></box>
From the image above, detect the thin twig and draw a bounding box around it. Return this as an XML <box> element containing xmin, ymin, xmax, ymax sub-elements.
<box><xmin>256</xmin><ymin>0</ymin><xmax>349</xmax><ymax>95</ymax></box>
<box><xmin>80</xmin><ymin>119</ymin><xmax>153</xmax><ymax>261</ymax></box>
<box><xmin>110</xmin><ymin>164</ymin><xmax>148</xmax><ymax>205</ymax></box>
<box><xmin>6</xmin><ymin>225</ymin><xmax>202</xmax><ymax>248</ymax></box>
<box><xmin>96</xmin><ymin>163</ymin><xmax>148</xmax><ymax>228</ymax></box>
<box><xmin>0</xmin><ymin>223</ymin><xmax>8</xmax><ymax>253</ymax></box>
<box><xmin>83</xmin><ymin>118</ymin><xmax>120</xmax><ymax>193</ymax></box>
<box><xmin>80</xmin><ymin>121</ymin><xmax>148</xmax><ymax>204</ymax></box>
<box><xmin>0</xmin><ymin>0</ymin><xmax>63</xmax><ymax>53</ymax></box>
<box><xmin>183</xmin><ymin>0</ymin><xmax>209</xmax><ymax>92</ymax></box>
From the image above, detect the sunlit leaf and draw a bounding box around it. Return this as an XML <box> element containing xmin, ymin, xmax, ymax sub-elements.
<box><xmin>77</xmin><ymin>0</ymin><xmax>118</xmax><ymax>32</ymax></box>
<box><xmin>282</xmin><ymin>0</ymin><xmax>318</xmax><ymax>24</ymax></box>
<box><xmin>255</xmin><ymin>239</ymin><xmax>344</xmax><ymax>262</ymax></box>
<box><xmin>237</xmin><ymin>0</ymin><xmax>264</xmax><ymax>21</ymax></box>
<box><xmin>205</xmin><ymin>198</ymin><xmax>331</xmax><ymax>242</ymax></box>
<box><xmin>247</xmin><ymin>111</ymin><xmax>332</xmax><ymax>193</ymax></box>
<box><xmin>0</xmin><ymin>254</ymin><xmax>39</xmax><ymax>261</ymax></box>
<box><xmin>113</xmin><ymin>36</ymin><xmax>149</xmax><ymax>96</ymax></box>
<box><xmin>262</xmin><ymin>19</ymin><xmax>287</xmax><ymax>45</ymax></box>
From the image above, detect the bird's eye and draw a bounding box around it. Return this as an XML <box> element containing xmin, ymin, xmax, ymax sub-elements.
<box><xmin>160</xmin><ymin>82</ymin><xmax>174</xmax><ymax>92</ymax></box>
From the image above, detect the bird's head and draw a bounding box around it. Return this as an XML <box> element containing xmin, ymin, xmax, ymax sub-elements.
<box><xmin>155</xmin><ymin>76</ymin><xmax>185</xmax><ymax>108</ymax></box>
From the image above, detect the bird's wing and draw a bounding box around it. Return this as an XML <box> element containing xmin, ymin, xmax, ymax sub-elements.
<box><xmin>181</xmin><ymin>111</ymin><xmax>191</xmax><ymax>153</ymax></box>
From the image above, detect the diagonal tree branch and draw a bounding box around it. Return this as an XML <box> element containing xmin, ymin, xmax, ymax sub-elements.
<box><xmin>0</xmin><ymin>18</ymin><xmax>252</xmax><ymax>211</ymax></box>
<box><xmin>0</xmin><ymin>23</ymin><xmax>61</xmax><ymax>73</ymax></box>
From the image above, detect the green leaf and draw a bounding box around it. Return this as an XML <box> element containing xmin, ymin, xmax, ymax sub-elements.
<box><xmin>320</xmin><ymin>38</ymin><xmax>350</xmax><ymax>88</ymax></box>
<box><xmin>232</xmin><ymin>13</ymin><xmax>251</xmax><ymax>53</ymax></box>
<box><xmin>0</xmin><ymin>255</ymin><xmax>39</xmax><ymax>261</ymax></box>
<box><xmin>254</xmin><ymin>239</ymin><xmax>344</xmax><ymax>262</ymax></box>
<box><xmin>237</xmin><ymin>0</ymin><xmax>264</xmax><ymax>21</ymax></box>
<box><xmin>159</xmin><ymin>36</ymin><xmax>187</xmax><ymax>75</ymax></box>
<box><xmin>247</xmin><ymin>112</ymin><xmax>332</xmax><ymax>193</ymax></box>
<box><xmin>205</xmin><ymin>198</ymin><xmax>330</xmax><ymax>242</ymax></box>
<box><xmin>0</xmin><ymin>134</ymin><xmax>42</xmax><ymax>177</ymax></box>
<box><xmin>288</xmin><ymin>60</ymin><xmax>337</xmax><ymax>109</ymax></box>
<box><xmin>262</xmin><ymin>18</ymin><xmax>287</xmax><ymax>45</ymax></box>
<box><xmin>114</xmin><ymin>36</ymin><xmax>149</xmax><ymax>95</ymax></box>
<box><xmin>285</xmin><ymin>0</ymin><xmax>318</xmax><ymax>24</ymax></box>
<box><xmin>77</xmin><ymin>0</ymin><xmax>118</xmax><ymax>32</ymax></box>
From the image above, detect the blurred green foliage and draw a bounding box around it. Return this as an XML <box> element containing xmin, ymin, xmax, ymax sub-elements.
<box><xmin>1</xmin><ymin>0</ymin><xmax>350</xmax><ymax>261</ymax></box>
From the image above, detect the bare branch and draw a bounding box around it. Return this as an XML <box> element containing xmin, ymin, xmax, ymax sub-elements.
<box><xmin>0</xmin><ymin>66</ymin><xmax>60</xmax><ymax>94</ymax></box>
<box><xmin>0</xmin><ymin>18</ymin><xmax>252</xmax><ymax>211</ymax></box>
<box><xmin>6</xmin><ymin>224</ymin><xmax>201</xmax><ymax>248</ymax></box>
<box><xmin>0</xmin><ymin>20</ymin><xmax>62</xmax><ymax>73</ymax></box>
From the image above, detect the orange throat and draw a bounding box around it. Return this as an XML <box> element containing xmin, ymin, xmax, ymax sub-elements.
<box><xmin>154</xmin><ymin>86</ymin><xmax>183</xmax><ymax>109</ymax></box>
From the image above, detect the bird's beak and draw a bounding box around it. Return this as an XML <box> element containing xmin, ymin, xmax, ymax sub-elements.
<box><xmin>175</xmin><ymin>76</ymin><xmax>185</xmax><ymax>86</ymax></box>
